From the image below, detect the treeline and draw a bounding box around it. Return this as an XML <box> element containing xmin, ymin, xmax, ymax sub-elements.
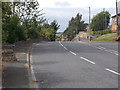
<box><xmin>90</xmin><ymin>11</ymin><xmax>111</xmax><ymax>31</ymax></box>
<box><xmin>63</xmin><ymin>11</ymin><xmax>111</xmax><ymax>41</ymax></box>
<box><xmin>63</xmin><ymin>13</ymin><xmax>87</xmax><ymax>41</ymax></box>
<box><xmin>2</xmin><ymin>0</ymin><xmax>60</xmax><ymax>44</ymax></box>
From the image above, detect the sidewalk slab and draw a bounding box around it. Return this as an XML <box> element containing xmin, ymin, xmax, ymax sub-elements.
<box><xmin>3</xmin><ymin>53</ymin><xmax>29</xmax><ymax>88</ymax></box>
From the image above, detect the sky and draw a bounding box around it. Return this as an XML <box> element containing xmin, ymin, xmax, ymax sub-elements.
<box><xmin>38</xmin><ymin>0</ymin><xmax>120</xmax><ymax>32</ymax></box>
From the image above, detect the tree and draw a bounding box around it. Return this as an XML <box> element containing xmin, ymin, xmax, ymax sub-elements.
<box><xmin>2</xmin><ymin>2</ymin><xmax>12</xmax><ymax>43</ymax></box>
<box><xmin>90</xmin><ymin>11</ymin><xmax>111</xmax><ymax>31</ymax></box>
<box><xmin>50</xmin><ymin>20</ymin><xmax>60</xmax><ymax>41</ymax></box>
<box><xmin>63</xmin><ymin>13</ymin><xmax>87</xmax><ymax>41</ymax></box>
<box><xmin>2</xmin><ymin>0</ymin><xmax>46</xmax><ymax>44</ymax></box>
<box><xmin>40</xmin><ymin>28</ymin><xmax>55</xmax><ymax>41</ymax></box>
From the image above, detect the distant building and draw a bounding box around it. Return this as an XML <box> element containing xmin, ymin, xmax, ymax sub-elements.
<box><xmin>111</xmin><ymin>13</ymin><xmax>120</xmax><ymax>32</ymax></box>
<box><xmin>61</xmin><ymin>34</ymin><xmax>66</xmax><ymax>41</ymax></box>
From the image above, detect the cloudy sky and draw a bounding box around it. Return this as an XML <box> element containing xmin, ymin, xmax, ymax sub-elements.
<box><xmin>38</xmin><ymin>0</ymin><xmax>120</xmax><ymax>32</ymax></box>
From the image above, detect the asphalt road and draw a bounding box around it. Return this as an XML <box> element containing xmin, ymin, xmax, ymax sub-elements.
<box><xmin>31</xmin><ymin>41</ymin><xmax>119</xmax><ymax>88</ymax></box>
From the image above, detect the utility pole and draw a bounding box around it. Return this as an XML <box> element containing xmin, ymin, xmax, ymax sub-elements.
<box><xmin>89</xmin><ymin>7</ymin><xmax>91</xmax><ymax>41</ymax></box>
<box><xmin>103</xmin><ymin>8</ymin><xmax>106</xmax><ymax>30</ymax></box>
<box><xmin>116</xmin><ymin>0</ymin><xmax>119</xmax><ymax>38</ymax></box>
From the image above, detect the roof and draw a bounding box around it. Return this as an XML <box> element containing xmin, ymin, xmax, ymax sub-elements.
<box><xmin>112</xmin><ymin>13</ymin><xmax>120</xmax><ymax>18</ymax></box>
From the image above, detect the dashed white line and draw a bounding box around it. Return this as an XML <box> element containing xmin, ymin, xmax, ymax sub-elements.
<box><xmin>95</xmin><ymin>46</ymin><xmax>118</xmax><ymax>56</ymax></box>
<box><xmin>105</xmin><ymin>68</ymin><xmax>120</xmax><ymax>75</ymax></box>
<box><xmin>114</xmin><ymin>53</ymin><xmax>119</xmax><ymax>55</ymax></box>
<box><xmin>98</xmin><ymin>46</ymin><xmax>106</xmax><ymax>49</ymax></box>
<box><xmin>80</xmin><ymin>57</ymin><xmax>95</xmax><ymax>64</ymax></box>
<box><xmin>111</xmin><ymin>50</ymin><xmax>118</xmax><ymax>53</ymax></box>
<box><xmin>96</xmin><ymin>47</ymin><xmax>105</xmax><ymax>50</ymax></box>
<box><xmin>64</xmin><ymin>47</ymin><xmax>68</xmax><ymax>50</ymax></box>
<box><xmin>69</xmin><ymin>51</ymin><xmax>77</xmax><ymax>56</ymax></box>
<box><xmin>104</xmin><ymin>50</ymin><xmax>119</xmax><ymax>56</ymax></box>
<box><xmin>59</xmin><ymin>42</ymin><xmax>64</xmax><ymax>47</ymax></box>
<box><xmin>61</xmin><ymin>44</ymin><xmax>63</xmax><ymax>47</ymax></box>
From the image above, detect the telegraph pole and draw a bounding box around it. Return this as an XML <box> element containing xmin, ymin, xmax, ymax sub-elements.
<box><xmin>116</xmin><ymin>0</ymin><xmax>119</xmax><ymax>38</ymax></box>
<box><xmin>89</xmin><ymin>7</ymin><xmax>91</xmax><ymax>41</ymax></box>
<box><xmin>103</xmin><ymin>8</ymin><xmax>106</xmax><ymax>30</ymax></box>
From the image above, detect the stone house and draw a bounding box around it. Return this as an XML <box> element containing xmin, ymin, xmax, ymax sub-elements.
<box><xmin>111</xmin><ymin>13</ymin><xmax>120</xmax><ymax>32</ymax></box>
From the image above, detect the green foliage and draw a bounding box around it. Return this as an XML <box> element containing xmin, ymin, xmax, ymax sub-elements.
<box><xmin>63</xmin><ymin>13</ymin><xmax>87</xmax><ymax>41</ymax></box>
<box><xmin>90</xmin><ymin>11</ymin><xmax>111</xmax><ymax>31</ymax></box>
<box><xmin>50</xmin><ymin>20</ymin><xmax>60</xmax><ymax>32</ymax></box>
<box><xmin>2</xmin><ymin>1</ymin><xmax>46</xmax><ymax>44</ymax></box>
<box><xmin>16</xmin><ymin>25</ymin><xmax>27</xmax><ymax>41</ymax></box>
<box><xmin>2</xmin><ymin>1</ymin><xmax>60</xmax><ymax>43</ymax></box>
<box><xmin>56</xmin><ymin>33</ymin><xmax>61</xmax><ymax>38</ymax></box>
<box><xmin>40</xmin><ymin>28</ymin><xmax>55</xmax><ymax>41</ymax></box>
<box><xmin>118</xmin><ymin>25</ymin><xmax>120</xmax><ymax>31</ymax></box>
<box><xmin>40</xmin><ymin>20</ymin><xmax>60</xmax><ymax>41</ymax></box>
<box><xmin>93</xmin><ymin>33</ymin><xmax>117</xmax><ymax>41</ymax></box>
<box><xmin>50</xmin><ymin>20</ymin><xmax>60</xmax><ymax>41</ymax></box>
<box><xmin>91</xmin><ymin>29</ymin><xmax>112</xmax><ymax>35</ymax></box>
<box><xmin>3</xmin><ymin>14</ymin><xmax>27</xmax><ymax>43</ymax></box>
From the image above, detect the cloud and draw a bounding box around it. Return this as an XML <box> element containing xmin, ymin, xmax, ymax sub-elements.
<box><xmin>55</xmin><ymin>1</ymin><xmax>71</xmax><ymax>7</ymax></box>
<box><xmin>38</xmin><ymin>0</ymin><xmax>119</xmax><ymax>8</ymax></box>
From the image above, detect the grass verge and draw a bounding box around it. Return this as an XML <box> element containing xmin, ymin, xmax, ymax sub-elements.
<box><xmin>93</xmin><ymin>33</ymin><xmax>117</xmax><ymax>42</ymax></box>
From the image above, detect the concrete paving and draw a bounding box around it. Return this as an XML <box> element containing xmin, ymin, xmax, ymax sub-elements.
<box><xmin>2</xmin><ymin>52</ymin><xmax>29</xmax><ymax>88</ymax></box>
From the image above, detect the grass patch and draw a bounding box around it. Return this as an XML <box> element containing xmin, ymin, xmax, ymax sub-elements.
<box><xmin>93</xmin><ymin>33</ymin><xmax>117</xmax><ymax>41</ymax></box>
<box><xmin>56</xmin><ymin>33</ymin><xmax>61</xmax><ymax>38</ymax></box>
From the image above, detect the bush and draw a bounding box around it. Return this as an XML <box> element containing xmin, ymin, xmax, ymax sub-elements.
<box><xmin>91</xmin><ymin>29</ymin><xmax>112</xmax><ymax>35</ymax></box>
<box><xmin>40</xmin><ymin>28</ymin><xmax>55</xmax><ymax>41</ymax></box>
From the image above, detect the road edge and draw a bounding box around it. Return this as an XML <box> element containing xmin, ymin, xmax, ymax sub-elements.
<box><xmin>27</xmin><ymin>44</ymin><xmax>39</xmax><ymax>89</ymax></box>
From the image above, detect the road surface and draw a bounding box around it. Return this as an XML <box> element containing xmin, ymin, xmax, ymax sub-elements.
<box><xmin>30</xmin><ymin>41</ymin><xmax>119</xmax><ymax>88</ymax></box>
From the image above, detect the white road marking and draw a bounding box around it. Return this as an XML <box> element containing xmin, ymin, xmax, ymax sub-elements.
<box><xmin>114</xmin><ymin>53</ymin><xmax>119</xmax><ymax>55</ymax></box>
<box><xmin>104</xmin><ymin>50</ymin><xmax>119</xmax><ymax>56</ymax></box>
<box><xmin>64</xmin><ymin>47</ymin><xmax>68</xmax><ymax>50</ymax></box>
<box><xmin>61</xmin><ymin>44</ymin><xmax>63</xmax><ymax>47</ymax></box>
<box><xmin>69</xmin><ymin>51</ymin><xmax>77</xmax><ymax>56</ymax></box>
<box><xmin>111</xmin><ymin>50</ymin><xmax>118</xmax><ymax>53</ymax></box>
<box><xmin>59</xmin><ymin>42</ymin><xmax>64</xmax><ymax>47</ymax></box>
<box><xmin>98</xmin><ymin>46</ymin><xmax>106</xmax><ymax>49</ymax></box>
<box><xmin>105</xmin><ymin>68</ymin><xmax>120</xmax><ymax>75</ymax></box>
<box><xmin>80</xmin><ymin>57</ymin><xmax>95</xmax><ymax>64</ymax></box>
<box><xmin>96</xmin><ymin>47</ymin><xmax>105</xmax><ymax>50</ymax></box>
<box><xmin>95</xmin><ymin>46</ymin><xmax>118</xmax><ymax>56</ymax></box>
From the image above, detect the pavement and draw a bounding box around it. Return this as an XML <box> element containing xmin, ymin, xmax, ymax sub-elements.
<box><xmin>2</xmin><ymin>38</ymin><xmax>46</xmax><ymax>89</ymax></box>
<box><xmin>2</xmin><ymin>46</ymin><xmax>31</xmax><ymax>88</ymax></box>
<box><xmin>31</xmin><ymin>41</ymin><xmax>119</xmax><ymax>88</ymax></box>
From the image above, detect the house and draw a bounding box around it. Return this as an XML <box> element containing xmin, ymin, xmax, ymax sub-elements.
<box><xmin>111</xmin><ymin>13</ymin><xmax>120</xmax><ymax>32</ymax></box>
<box><xmin>111</xmin><ymin>1</ymin><xmax>120</xmax><ymax>32</ymax></box>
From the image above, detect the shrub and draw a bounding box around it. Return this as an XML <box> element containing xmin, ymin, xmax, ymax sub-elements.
<box><xmin>91</xmin><ymin>29</ymin><xmax>112</xmax><ymax>35</ymax></box>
